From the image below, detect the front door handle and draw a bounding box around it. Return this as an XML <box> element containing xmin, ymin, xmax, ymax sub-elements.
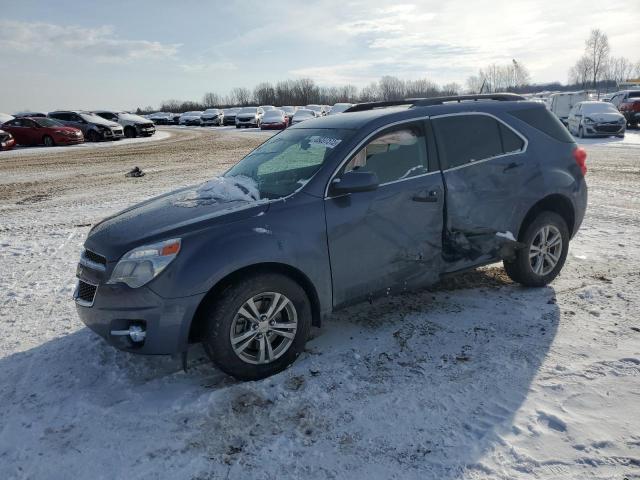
<box><xmin>412</xmin><ymin>190</ymin><xmax>439</xmax><ymax>203</ymax></box>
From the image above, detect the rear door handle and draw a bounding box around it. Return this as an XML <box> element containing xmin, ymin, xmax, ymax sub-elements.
<box><xmin>412</xmin><ymin>190</ymin><xmax>439</xmax><ymax>203</ymax></box>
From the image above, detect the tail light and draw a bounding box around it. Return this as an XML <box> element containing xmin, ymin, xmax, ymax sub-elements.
<box><xmin>631</xmin><ymin>100</ymin><xmax>640</xmax><ymax>112</ymax></box>
<box><xmin>573</xmin><ymin>146</ymin><xmax>587</xmax><ymax>176</ymax></box>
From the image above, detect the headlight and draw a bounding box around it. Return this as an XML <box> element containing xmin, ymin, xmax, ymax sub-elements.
<box><xmin>619</xmin><ymin>117</ymin><xmax>625</xmax><ymax>123</ymax></box>
<box><xmin>97</xmin><ymin>125</ymin><xmax>109</xmax><ymax>131</ymax></box>
<box><xmin>583</xmin><ymin>117</ymin><xmax>595</xmax><ymax>124</ymax></box>
<box><xmin>108</xmin><ymin>238</ymin><xmax>181</xmax><ymax>288</ymax></box>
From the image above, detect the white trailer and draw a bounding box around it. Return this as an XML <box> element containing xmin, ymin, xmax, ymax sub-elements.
<box><xmin>549</xmin><ymin>91</ymin><xmax>588</xmax><ymax>125</ymax></box>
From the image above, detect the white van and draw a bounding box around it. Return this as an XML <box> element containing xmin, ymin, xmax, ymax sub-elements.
<box><xmin>549</xmin><ymin>91</ymin><xmax>588</xmax><ymax>125</ymax></box>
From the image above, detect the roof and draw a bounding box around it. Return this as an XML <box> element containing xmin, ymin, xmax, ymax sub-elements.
<box><xmin>290</xmin><ymin>98</ymin><xmax>543</xmax><ymax>131</ymax></box>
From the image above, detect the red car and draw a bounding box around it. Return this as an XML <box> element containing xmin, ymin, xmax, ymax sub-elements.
<box><xmin>1</xmin><ymin>117</ymin><xmax>84</xmax><ymax>146</ymax></box>
<box><xmin>0</xmin><ymin>129</ymin><xmax>16</xmax><ymax>150</ymax></box>
<box><xmin>260</xmin><ymin>109</ymin><xmax>289</xmax><ymax>130</ymax></box>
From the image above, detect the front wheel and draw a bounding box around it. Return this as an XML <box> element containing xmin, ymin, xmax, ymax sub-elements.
<box><xmin>43</xmin><ymin>135</ymin><xmax>55</xmax><ymax>147</ymax></box>
<box><xmin>202</xmin><ymin>273</ymin><xmax>311</xmax><ymax>380</ymax></box>
<box><xmin>87</xmin><ymin>130</ymin><xmax>101</xmax><ymax>142</ymax></box>
<box><xmin>124</xmin><ymin>126</ymin><xmax>136</xmax><ymax>138</ymax></box>
<box><xmin>504</xmin><ymin>211</ymin><xmax>569</xmax><ymax>287</ymax></box>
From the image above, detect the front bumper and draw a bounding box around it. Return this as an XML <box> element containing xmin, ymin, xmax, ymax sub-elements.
<box><xmin>201</xmin><ymin>117</ymin><xmax>221</xmax><ymax>125</ymax></box>
<box><xmin>236</xmin><ymin>118</ymin><xmax>258</xmax><ymax>127</ymax></box>
<box><xmin>74</xmin><ymin>280</ymin><xmax>205</xmax><ymax>354</ymax></box>
<box><xmin>137</xmin><ymin>125</ymin><xmax>156</xmax><ymax>136</ymax></box>
<box><xmin>583</xmin><ymin>123</ymin><xmax>625</xmax><ymax>136</ymax></box>
<box><xmin>102</xmin><ymin>128</ymin><xmax>125</xmax><ymax>140</ymax></box>
<box><xmin>56</xmin><ymin>135</ymin><xmax>84</xmax><ymax>145</ymax></box>
<box><xmin>1</xmin><ymin>138</ymin><xmax>16</xmax><ymax>150</ymax></box>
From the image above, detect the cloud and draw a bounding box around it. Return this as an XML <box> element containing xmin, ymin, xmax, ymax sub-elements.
<box><xmin>0</xmin><ymin>20</ymin><xmax>180</xmax><ymax>63</ymax></box>
<box><xmin>179</xmin><ymin>62</ymin><xmax>238</xmax><ymax>73</ymax></box>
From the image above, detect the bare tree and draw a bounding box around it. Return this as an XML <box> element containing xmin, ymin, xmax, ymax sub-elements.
<box><xmin>568</xmin><ymin>55</ymin><xmax>593</xmax><ymax>89</ymax></box>
<box><xmin>378</xmin><ymin>76</ymin><xmax>406</xmax><ymax>101</ymax></box>
<box><xmin>230</xmin><ymin>87</ymin><xmax>252</xmax><ymax>106</ymax></box>
<box><xmin>202</xmin><ymin>92</ymin><xmax>221</xmax><ymax>107</ymax></box>
<box><xmin>585</xmin><ymin>29</ymin><xmax>610</xmax><ymax>89</ymax></box>
<box><xmin>606</xmin><ymin>56</ymin><xmax>635</xmax><ymax>86</ymax></box>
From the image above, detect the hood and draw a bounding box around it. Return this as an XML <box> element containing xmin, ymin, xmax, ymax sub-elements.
<box><xmin>585</xmin><ymin>112</ymin><xmax>624</xmax><ymax>123</ymax></box>
<box><xmin>91</xmin><ymin>117</ymin><xmax>120</xmax><ymax>127</ymax></box>
<box><xmin>85</xmin><ymin>176</ymin><xmax>269</xmax><ymax>261</ymax></box>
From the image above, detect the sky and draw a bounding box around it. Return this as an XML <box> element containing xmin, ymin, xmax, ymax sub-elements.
<box><xmin>1</xmin><ymin>0</ymin><xmax>639</xmax><ymax>112</ymax></box>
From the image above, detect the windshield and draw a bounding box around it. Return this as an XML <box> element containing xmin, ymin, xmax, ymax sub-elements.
<box><xmin>264</xmin><ymin>111</ymin><xmax>284</xmax><ymax>119</ymax></box>
<box><xmin>184</xmin><ymin>111</ymin><xmax>202</xmax><ymax>116</ymax></box>
<box><xmin>204</xmin><ymin>109</ymin><xmax>219</xmax><ymax>114</ymax></box>
<box><xmin>120</xmin><ymin>113</ymin><xmax>148</xmax><ymax>122</ymax></box>
<box><xmin>239</xmin><ymin>107</ymin><xmax>258</xmax><ymax>114</ymax></box>
<box><xmin>34</xmin><ymin>118</ymin><xmax>63</xmax><ymax>127</ymax></box>
<box><xmin>306</xmin><ymin>105</ymin><xmax>321</xmax><ymax>111</ymax></box>
<box><xmin>295</xmin><ymin>110</ymin><xmax>314</xmax><ymax>117</ymax></box>
<box><xmin>80</xmin><ymin>113</ymin><xmax>109</xmax><ymax>123</ymax></box>
<box><xmin>224</xmin><ymin>128</ymin><xmax>352</xmax><ymax>199</ymax></box>
<box><xmin>582</xmin><ymin>103</ymin><xmax>617</xmax><ymax>113</ymax></box>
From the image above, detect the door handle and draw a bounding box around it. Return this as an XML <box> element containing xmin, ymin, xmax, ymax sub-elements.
<box><xmin>503</xmin><ymin>162</ymin><xmax>523</xmax><ymax>172</ymax></box>
<box><xmin>412</xmin><ymin>190</ymin><xmax>439</xmax><ymax>203</ymax></box>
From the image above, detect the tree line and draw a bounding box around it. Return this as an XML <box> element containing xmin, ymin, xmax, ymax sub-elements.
<box><xmin>568</xmin><ymin>29</ymin><xmax>640</xmax><ymax>90</ymax></box>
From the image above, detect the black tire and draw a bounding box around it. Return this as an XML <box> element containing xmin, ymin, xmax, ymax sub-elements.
<box><xmin>202</xmin><ymin>273</ymin><xmax>311</xmax><ymax>381</ymax></box>
<box><xmin>504</xmin><ymin>211</ymin><xmax>570</xmax><ymax>287</ymax></box>
<box><xmin>87</xmin><ymin>130</ymin><xmax>101</xmax><ymax>142</ymax></box>
<box><xmin>236</xmin><ymin>124</ymin><xmax>240</xmax><ymax>129</ymax></box>
<box><xmin>43</xmin><ymin>135</ymin><xmax>55</xmax><ymax>147</ymax></box>
<box><xmin>124</xmin><ymin>126</ymin><xmax>136</xmax><ymax>138</ymax></box>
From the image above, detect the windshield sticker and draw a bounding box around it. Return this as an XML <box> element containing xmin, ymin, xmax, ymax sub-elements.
<box><xmin>309</xmin><ymin>136</ymin><xmax>342</xmax><ymax>149</ymax></box>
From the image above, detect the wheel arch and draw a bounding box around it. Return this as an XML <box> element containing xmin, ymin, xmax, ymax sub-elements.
<box><xmin>187</xmin><ymin>262</ymin><xmax>322</xmax><ymax>343</ymax></box>
<box><xmin>518</xmin><ymin>194</ymin><xmax>576</xmax><ymax>240</ymax></box>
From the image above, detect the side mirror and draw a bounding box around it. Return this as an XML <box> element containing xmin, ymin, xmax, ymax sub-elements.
<box><xmin>329</xmin><ymin>170</ymin><xmax>379</xmax><ymax>196</ymax></box>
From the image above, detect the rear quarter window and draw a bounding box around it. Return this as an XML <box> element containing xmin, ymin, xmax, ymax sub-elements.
<box><xmin>508</xmin><ymin>107</ymin><xmax>574</xmax><ymax>143</ymax></box>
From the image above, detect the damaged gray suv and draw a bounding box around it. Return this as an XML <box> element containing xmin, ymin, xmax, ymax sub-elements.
<box><xmin>75</xmin><ymin>94</ymin><xmax>588</xmax><ymax>380</ymax></box>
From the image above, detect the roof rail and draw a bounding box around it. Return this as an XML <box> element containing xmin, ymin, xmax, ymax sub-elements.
<box><xmin>343</xmin><ymin>100</ymin><xmax>415</xmax><ymax>113</ymax></box>
<box><xmin>344</xmin><ymin>93</ymin><xmax>526</xmax><ymax>113</ymax></box>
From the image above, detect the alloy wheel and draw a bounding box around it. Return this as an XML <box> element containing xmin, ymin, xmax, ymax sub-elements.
<box><xmin>230</xmin><ymin>292</ymin><xmax>298</xmax><ymax>365</ymax></box>
<box><xmin>529</xmin><ymin>225</ymin><xmax>563</xmax><ymax>276</ymax></box>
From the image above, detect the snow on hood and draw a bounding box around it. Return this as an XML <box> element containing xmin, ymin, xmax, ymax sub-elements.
<box><xmin>172</xmin><ymin>175</ymin><xmax>260</xmax><ymax>208</ymax></box>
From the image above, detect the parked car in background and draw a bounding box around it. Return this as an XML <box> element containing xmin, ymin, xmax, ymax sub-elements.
<box><xmin>290</xmin><ymin>108</ymin><xmax>317</xmax><ymax>125</ymax></box>
<box><xmin>0</xmin><ymin>129</ymin><xmax>16</xmax><ymax>151</ymax></box>
<box><xmin>93</xmin><ymin>111</ymin><xmax>156</xmax><ymax>138</ymax></box>
<box><xmin>235</xmin><ymin>107</ymin><xmax>264</xmax><ymax>128</ymax></box>
<box><xmin>549</xmin><ymin>91</ymin><xmax>588</xmax><ymax>125</ymax></box>
<box><xmin>278</xmin><ymin>106</ymin><xmax>296</xmax><ymax>124</ymax></box>
<box><xmin>48</xmin><ymin>110</ymin><xmax>123</xmax><ymax>142</ymax></box>
<box><xmin>223</xmin><ymin>108</ymin><xmax>241</xmax><ymax>126</ymax></box>
<box><xmin>305</xmin><ymin>104</ymin><xmax>327</xmax><ymax>116</ymax></box>
<box><xmin>328</xmin><ymin>103</ymin><xmax>353</xmax><ymax>115</ymax></box>
<box><xmin>179</xmin><ymin>111</ymin><xmax>203</xmax><ymax>126</ymax></box>
<box><xmin>609</xmin><ymin>90</ymin><xmax>640</xmax><ymax>109</ymax></box>
<box><xmin>618</xmin><ymin>97</ymin><xmax>640</xmax><ymax>129</ymax></box>
<box><xmin>260</xmin><ymin>109</ymin><xmax>288</xmax><ymax>130</ymax></box>
<box><xmin>0</xmin><ymin>113</ymin><xmax>14</xmax><ymax>124</ymax></box>
<box><xmin>2</xmin><ymin>117</ymin><xmax>84</xmax><ymax>146</ymax></box>
<box><xmin>567</xmin><ymin>101</ymin><xmax>625</xmax><ymax>138</ymax></box>
<box><xmin>149</xmin><ymin>112</ymin><xmax>173</xmax><ymax>125</ymax></box>
<box><xmin>73</xmin><ymin>94</ymin><xmax>587</xmax><ymax>381</ymax></box>
<box><xmin>13</xmin><ymin>111</ymin><xmax>47</xmax><ymax>118</ymax></box>
<box><xmin>259</xmin><ymin>105</ymin><xmax>276</xmax><ymax>112</ymax></box>
<box><xmin>200</xmin><ymin>109</ymin><xmax>224</xmax><ymax>126</ymax></box>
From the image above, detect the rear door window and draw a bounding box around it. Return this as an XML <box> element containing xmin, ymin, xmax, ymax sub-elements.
<box><xmin>432</xmin><ymin>115</ymin><xmax>505</xmax><ymax>169</ymax></box>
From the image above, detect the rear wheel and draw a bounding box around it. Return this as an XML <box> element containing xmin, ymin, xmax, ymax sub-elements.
<box><xmin>42</xmin><ymin>135</ymin><xmax>55</xmax><ymax>147</ymax></box>
<box><xmin>202</xmin><ymin>273</ymin><xmax>311</xmax><ymax>380</ymax></box>
<box><xmin>504</xmin><ymin>211</ymin><xmax>569</xmax><ymax>287</ymax></box>
<box><xmin>124</xmin><ymin>126</ymin><xmax>136</xmax><ymax>138</ymax></box>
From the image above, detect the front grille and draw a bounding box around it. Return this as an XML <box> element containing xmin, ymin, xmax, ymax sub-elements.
<box><xmin>76</xmin><ymin>280</ymin><xmax>97</xmax><ymax>306</ymax></box>
<box><xmin>83</xmin><ymin>249</ymin><xmax>106</xmax><ymax>266</ymax></box>
<box><xmin>595</xmin><ymin>124</ymin><xmax>621</xmax><ymax>133</ymax></box>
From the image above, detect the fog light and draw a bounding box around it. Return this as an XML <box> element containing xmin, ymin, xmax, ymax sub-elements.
<box><xmin>111</xmin><ymin>324</ymin><xmax>146</xmax><ymax>343</ymax></box>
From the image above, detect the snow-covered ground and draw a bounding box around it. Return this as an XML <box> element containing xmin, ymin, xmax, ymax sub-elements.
<box><xmin>0</xmin><ymin>130</ymin><xmax>172</xmax><ymax>158</ymax></box>
<box><xmin>0</xmin><ymin>129</ymin><xmax>639</xmax><ymax>479</ymax></box>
